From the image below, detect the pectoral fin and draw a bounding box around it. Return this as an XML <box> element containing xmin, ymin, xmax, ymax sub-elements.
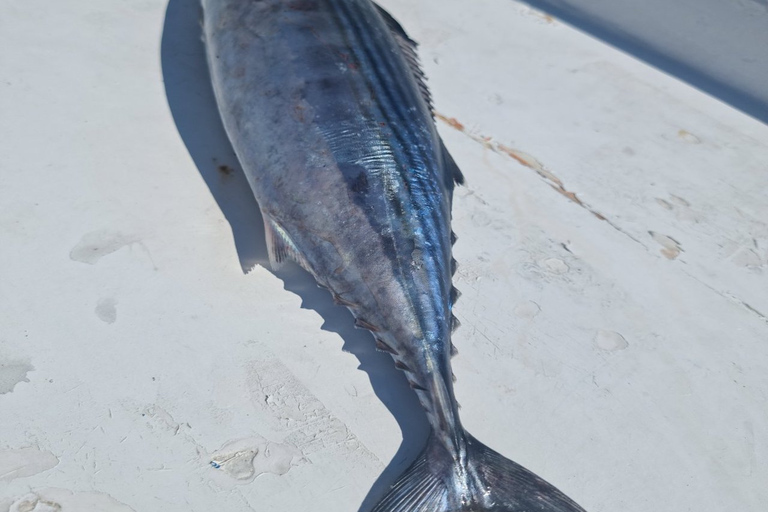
<box><xmin>262</xmin><ymin>213</ymin><xmax>310</xmax><ymax>272</ymax></box>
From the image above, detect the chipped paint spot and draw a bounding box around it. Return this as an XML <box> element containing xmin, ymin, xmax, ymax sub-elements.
<box><xmin>541</xmin><ymin>258</ymin><xmax>569</xmax><ymax>275</ymax></box>
<box><xmin>0</xmin><ymin>447</ymin><xmax>59</xmax><ymax>481</ymax></box>
<box><xmin>524</xmin><ymin>8</ymin><xmax>556</xmax><ymax>24</ymax></box>
<box><xmin>5</xmin><ymin>489</ymin><xmax>135</xmax><ymax>512</ymax></box>
<box><xmin>669</xmin><ymin>194</ymin><xmax>690</xmax><ymax>207</ymax></box>
<box><xmin>731</xmin><ymin>247</ymin><xmax>763</xmax><ymax>269</ymax></box>
<box><xmin>208</xmin><ymin>437</ymin><xmax>305</xmax><ymax>484</ymax></box>
<box><xmin>95</xmin><ymin>297</ymin><xmax>117</xmax><ymax>324</ymax></box>
<box><xmin>656</xmin><ymin>195</ymin><xmax>701</xmax><ymax>223</ymax></box>
<box><xmin>649</xmin><ymin>231</ymin><xmax>683</xmax><ymax>259</ymax></box>
<box><xmin>677</xmin><ymin>129</ymin><xmax>701</xmax><ymax>143</ymax></box>
<box><xmin>595</xmin><ymin>330</ymin><xmax>628</xmax><ymax>352</ymax></box>
<box><xmin>0</xmin><ymin>360</ymin><xmax>34</xmax><ymax>394</ymax></box>
<box><xmin>514</xmin><ymin>301</ymin><xmax>541</xmax><ymax>318</ymax></box>
<box><xmin>69</xmin><ymin>231</ymin><xmax>139</xmax><ymax>265</ymax></box>
<box><xmin>143</xmin><ymin>404</ymin><xmax>180</xmax><ymax>434</ymax></box>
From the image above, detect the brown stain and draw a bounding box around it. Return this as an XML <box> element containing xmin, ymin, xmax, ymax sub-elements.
<box><xmin>497</xmin><ymin>144</ymin><xmax>539</xmax><ymax>170</ymax></box>
<box><xmin>677</xmin><ymin>129</ymin><xmax>701</xmax><ymax>144</ymax></box>
<box><xmin>435</xmin><ymin>111</ymin><xmax>616</xmax><ymax>226</ymax></box>
<box><xmin>434</xmin><ymin>112</ymin><xmax>465</xmax><ymax>131</ymax></box>
<box><xmin>649</xmin><ymin>231</ymin><xmax>683</xmax><ymax>260</ymax></box>
<box><xmin>660</xmin><ymin>248</ymin><xmax>680</xmax><ymax>260</ymax></box>
<box><xmin>548</xmin><ymin>183</ymin><xmax>583</xmax><ymax>206</ymax></box>
<box><xmin>218</xmin><ymin>165</ymin><xmax>234</xmax><ymax>176</ymax></box>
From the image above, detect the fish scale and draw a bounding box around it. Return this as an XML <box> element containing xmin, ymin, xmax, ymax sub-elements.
<box><xmin>202</xmin><ymin>1</ymin><xmax>587</xmax><ymax>510</ymax></box>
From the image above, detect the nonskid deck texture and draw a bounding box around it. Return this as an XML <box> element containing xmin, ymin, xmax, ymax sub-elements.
<box><xmin>1</xmin><ymin>1</ymin><xmax>767</xmax><ymax>511</ymax></box>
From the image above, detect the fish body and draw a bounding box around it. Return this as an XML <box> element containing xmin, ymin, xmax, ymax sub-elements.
<box><xmin>201</xmin><ymin>1</ymin><xmax>587</xmax><ymax>510</ymax></box>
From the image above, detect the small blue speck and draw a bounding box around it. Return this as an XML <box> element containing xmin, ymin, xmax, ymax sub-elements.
<box><xmin>210</xmin><ymin>461</ymin><xmax>221</xmax><ymax>469</ymax></box>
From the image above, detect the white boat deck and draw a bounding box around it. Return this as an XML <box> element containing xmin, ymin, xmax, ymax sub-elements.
<box><xmin>1</xmin><ymin>1</ymin><xmax>766</xmax><ymax>511</ymax></box>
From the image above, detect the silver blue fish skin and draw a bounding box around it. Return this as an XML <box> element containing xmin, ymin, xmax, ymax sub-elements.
<box><xmin>201</xmin><ymin>1</ymin><xmax>587</xmax><ymax>510</ymax></box>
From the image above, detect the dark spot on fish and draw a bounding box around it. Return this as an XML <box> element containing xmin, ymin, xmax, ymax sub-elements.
<box><xmin>338</xmin><ymin>51</ymin><xmax>359</xmax><ymax>71</ymax></box>
<box><xmin>350</xmin><ymin>172</ymin><xmax>369</xmax><ymax>194</ymax></box>
<box><xmin>380</xmin><ymin>235</ymin><xmax>397</xmax><ymax>259</ymax></box>
<box><xmin>218</xmin><ymin>165</ymin><xmax>234</xmax><ymax>175</ymax></box>
<box><xmin>293</xmin><ymin>103</ymin><xmax>306</xmax><ymax>123</ymax></box>
<box><xmin>316</xmin><ymin>77</ymin><xmax>336</xmax><ymax>92</ymax></box>
<box><xmin>287</xmin><ymin>0</ymin><xmax>319</xmax><ymax>11</ymax></box>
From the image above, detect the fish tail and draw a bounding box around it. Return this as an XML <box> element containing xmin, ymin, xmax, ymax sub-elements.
<box><xmin>371</xmin><ymin>430</ymin><xmax>586</xmax><ymax>512</ymax></box>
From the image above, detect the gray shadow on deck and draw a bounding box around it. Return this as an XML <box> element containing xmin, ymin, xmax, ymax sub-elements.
<box><xmin>521</xmin><ymin>0</ymin><xmax>768</xmax><ymax>123</ymax></box>
<box><xmin>159</xmin><ymin>1</ymin><xmax>429</xmax><ymax>509</ymax></box>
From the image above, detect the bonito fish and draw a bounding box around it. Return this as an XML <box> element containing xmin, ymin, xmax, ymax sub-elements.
<box><xmin>201</xmin><ymin>1</ymin><xmax>587</xmax><ymax>510</ymax></box>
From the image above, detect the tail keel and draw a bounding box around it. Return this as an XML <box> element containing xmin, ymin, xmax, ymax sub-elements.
<box><xmin>371</xmin><ymin>432</ymin><xmax>586</xmax><ymax>512</ymax></box>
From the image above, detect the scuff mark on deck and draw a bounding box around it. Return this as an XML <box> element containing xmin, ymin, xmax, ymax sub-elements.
<box><xmin>435</xmin><ymin>112</ymin><xmax>647</xmax><ymax>249</ymax></box>
<box><xmin>683</xmin><ymin>270</ymin><xmax>768</xmax><ymax>325</ymax></box>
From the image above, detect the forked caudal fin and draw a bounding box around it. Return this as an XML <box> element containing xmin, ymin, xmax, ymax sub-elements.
<box><xmin>371</xmin><ymin>431</ymin><xmax>586</xmax><ymax>512</ymax></box>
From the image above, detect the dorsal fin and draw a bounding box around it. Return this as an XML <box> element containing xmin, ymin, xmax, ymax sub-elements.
<box><xmin>374</xmin><ymin>3</ymin><xmax>433</xmax><ymax>114</ymax></box>
<box><xmin>374</xmin><ymin>4</ymin><xmax>465</xmax><ymax>188</ymax></box>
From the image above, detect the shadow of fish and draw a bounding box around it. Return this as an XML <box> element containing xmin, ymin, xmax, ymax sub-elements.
<box><xmin>201</xmin><ymin>1</ymin><xmax>587</xmax><ymax>510</ymax></box>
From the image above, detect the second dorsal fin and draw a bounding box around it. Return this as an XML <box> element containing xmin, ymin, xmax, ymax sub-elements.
<box><xmin>374</xmin><ymin>3</ymin><xmax>433</xmax><ymax>113</ymax></box>
<box><xmin>374</xmin><ymin>4</ymin><xmax>465</xmax><ymax>188</ymax></box>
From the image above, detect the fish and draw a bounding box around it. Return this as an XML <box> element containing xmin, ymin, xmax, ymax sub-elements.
<box><xmin>201</xmin><ymin>1</ymin><xmax>588</xmax><ymax>510</ymax></box>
